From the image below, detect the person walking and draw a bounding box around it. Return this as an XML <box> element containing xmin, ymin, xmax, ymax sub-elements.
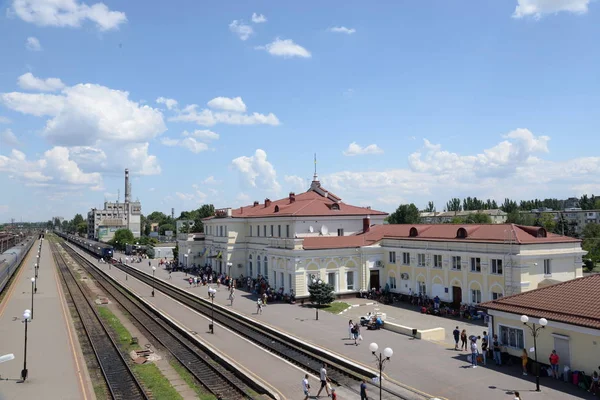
<box><xmin>460</xmin><ymin>329</ymin><xmax>468</xmax><ymax>351</ymax></box>
<box><xmin>453</xmin><ymin>326</ymin><xmax>460</xmax><ymax>350</ymax></box>
<box><xmin>316</xmin><ymin>363</ymin><xmax>330</xmax><ymax>398</ymax></box>
<box><xmin>360</xmin><ymin>378</ymin><xmax>369</xmax><ymax>400</ymax></box>
<box><xmin>481</xmin><ymin>331</ymin><xmax>488</xmax><ymax>365</ymax></box>
<box><xmin>302</xmin><ymin>373</ymin><xmax>310</xmax><ymax>400</ymax></box>
<box><xmin>229</xmin><ymin>287</ymin><xmax>235</xmax><ymax>306</ymax></box>
<box><xmin>513</xmin><ymin>391</ymin><xmax>522</xmax><ymax>400</ymax></box>
<box><xmin>168</xmin><ymin>270</ymin><xmax>172</xmax><ymax>280</ymax></box>
<box><xmin>549</xmin><ymin>350</ymin><xmax>560</xmax><ymax>379</ymax></box>
<box><xmin>353</xmin><ymin>323</ymin><xmax>362</xmax><ymax>346</ymax></box>
<box><xmin>492</xmin><ymin>334</ymin><xmax>502</xmax><ymax>366</ymax></box>
<box><xmin>521</xmin><ymin>349</ymin><xmax>528</xmax><ymax>375</ymax></box>
<box><xmin>330</xmin><ymin>388</ymin><xmax>337</xmax><ymax>400</ymax></box>
<box><xmin>470</xmin><ymin>338</ymin><xmax>479</xmax><ymax>368</ymax></box>
<box><xmin>256</xmin><ymin>298</ymin><xmax>263</xmax><ymax>315</ymax></box>
<box><xmin>348</xmin><ymin>320</ymin><xmax>354</xmax><ymax>340</ymax></box>
<box><xmin>588</xmin><ymin>370</ymin><xmax>599</xmax><ymax>395</ymax></box>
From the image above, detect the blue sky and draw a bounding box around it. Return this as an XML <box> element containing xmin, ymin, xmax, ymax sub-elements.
<box><xmin>1</xmin><ymin>0</ymin><xmax>599</xmax><ymax>222</ymax></box>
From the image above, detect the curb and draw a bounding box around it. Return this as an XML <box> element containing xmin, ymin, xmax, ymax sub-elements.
<box><xmin>337</xmin><ymin>302</ymin><xmax>377</xmax><ymax>314</ymax></box>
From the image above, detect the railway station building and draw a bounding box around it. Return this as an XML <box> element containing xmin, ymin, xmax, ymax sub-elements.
<box><xmin>182</xmin><ymin>174</ymin><xmax>585</xmax><ymax>303</ymax></box>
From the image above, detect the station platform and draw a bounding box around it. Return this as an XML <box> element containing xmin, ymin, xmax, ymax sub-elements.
<box><xmin>0</xmin><ymin>239</ymin><xmax>90</xmax><ymax>400</ymax></box>
<box><xmin>75</xmin><ymin>247</ymin><xmax>366</xmax><ymax>400</ymax></box>
<box><xmin>115</xmin><ymin>255</ymin><xmax>595</xmax><ymax>400</ymax></box>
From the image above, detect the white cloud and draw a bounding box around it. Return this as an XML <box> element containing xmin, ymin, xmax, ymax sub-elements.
<box><xmin>156</xmin><ymin>97</ymin><xmax>178</xmax><ymax>110</ymax></box>
<box><xmin>202</xmin><ymin>176</ymin><xmax>220</xmax><ymax>185</ymax></box>
<box><xmin>0</xmin><ymin>116</ymin><xmax>10</xmax><ymax>124</ymax></box>
<box><xmin>513</xmin><ymin>0</ymin><xmax>589</xmax><ymax>18</ymax></box>
<box><xmin>231</xmin><ymin>149</ymin><xmax>281</xmax><ymax>193</ymax></box>
<box><xmin>1</xmin><ymin>82</ymin><xmax>166</xmax><ymax>146</ymax></box>
<box><xmin>284</xmin><ymin>175</ymin><xmax>306</xmax><ymax>193</ymax></box>
<box><xmin>256</xmin><ymin>38</ymin><xmax>311</xmax><ymax>58</ymax></box>
<box><xmin>12</xmin><ymin>0</ymin><xmax>127</xmax><ymax>30</ymax></box>
<box><xmin>170</xmin><ymin>104</ymin><xmax>279</xmax><ymax>126</ymax></box>
<box><xmin>182</xmin><ymin>129</ymin><xmax>219</xmax><ymax>140</ymax></box>
<box><xmin>229</xmin><ymin>20</ymin><xmax>253</xmax><ymax>41</ymax></box>
<box><xmin>17</xmin><ymin>72</ymin><xmax>65</xmax><ymax>92</ymax></box>
<box><xmin>43</xmin><ymin>146</ymin><xmax>102</xmax><ymax>185</ymax></box>
<box><xmin>234</xmin><ymin>192</ymin><xmax>251</xmax><ymax>207</ymax></box>
<box><xmin>25</xmin><ymin>36</ymin><xmax>41</xmax><ymax>51</ymax></box>
<box><xmin>161</xmin><ymin>136</ymin><xmax>209</xmax><ymax>154</ymax></box>
<box><xmin>343</xmin><ymin>142</ymin><xmax>384</xmax><ymax>156</ymax></box>
<box><xmin>174</xmin><ymin>185</ymin><xmax>208</xmax><ymax>204</ymax></box>
<box><xmin>0</xmin><ymin>129</ymin><xmax>20</xmax><ymax>147</ymax></box>
<box><xmin>251</xmin><ymin>12</ymin><xmax>267</xmax><ymax>23</ymax></box>
<box><xmin>329</xmin><ymin>26</ymin><xmax>356</xmax><ymax>34</ymax></box>
<box><xmin>207</xmin><ymin>96</ymin><xmax>246</xmax><ymax>112</ymax></box>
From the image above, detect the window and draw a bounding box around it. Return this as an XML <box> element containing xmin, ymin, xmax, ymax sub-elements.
<box><xmin>257</xmin><ymin>256</ymin><xmax>261</xmax><ymax>276</ymax></box>
<box><xmin>491</xmin><ymin>292</ymin><xmax>503</xmax><ymax>300</ymax></box>
<box><xmin>225</xmin><ymin>226</ymin><xmax>228</xmax><ymax>237</ymax></box>
<box><xmin>418</xmin><ymin>281</ymin><xmax>426</xmax><ymax>295</ymax></box>
<box><xmin>256</xmin><ymin>225</ymin><xmax>260</xmax><ymax>237</ymax></box>
<box><xmin>346</xmin><ymin>271</ymin><xmax>355</xmax><ymax>290</ymax></box>
<box><xmin>280</xmin><ymin>272</ymin><xmax>284</xmax><ymax>288</ymax></box>
<box><xmin>278</xmin><ymin>225</ymin><xmax>281</xmax><ymax>237</ymax></box>
<box><xmin>471</xmin><ymin>289</ymin><xmax>481</xmax><ymax>304</ymax></box>
<box><xmin>402</xmin><ymin>252</ymin><xmax>410</xmax><ymax>265</ymax></box>
<box><xmin>470</xmin><ymin>257</ymin><xmax>481</xmax><ymax>272</ymax></box>
<box><xmin>274</xmin><ymin>271</ymin><xmax>277</xmax><ymax>287</ymax></box>
<box><xmin>264</xmin><ymin>257</ymin><xmax>268</xmax><ymax>277</ymax></box>
<box><xmin>499</xmin><ymin>325</ymin><xmax>525</xmax><ymax>349</ymax></box>
<box><xmin>544</xmin><ymin>259</ymin><xmax>551</xmax><ymax>275</ymax></box>
<box><xmin>263</xmin><ymin>225</ymin><xmax>267</xmax><ymax>237</ymax></box>
<box><xmin>249</xmin><ymin>225</ymin><xmax>253</xmax><ymax>237</ymax></box>
<box><xmin>433</xmin><ymin>254</ymin><xmax>442</xmax><ymax>268</ymax></box>
<box><xmin>337</xmin><ymin>228</ymin><xmax>344</xmax><ymax>236</ymax></box>
<box><xmin>491</xmin><ymin>259</ymin><xmax>503</xmax><ymax>275</ymax></box>
<box><xmin>288</xmin><ymin>274</ymin><xmax>292</xmax><ymax>291</ymax></box>
<box><xmin>270</xmin><ymin>225</ymin><xmax>274</xmax><ymax>237</ymax></box>
<box><xmin>328</xmin><ymin>272</ymin><xmax>336</xmax><ymax>290</ymax></box>
<box><xmin>389</xmin><ymin>251</ymin><xmax>396</xmax><ymax>263</ymax></box>
<box><xmin>417</xmin><ymin>253</ymin><xmax>426</xmax><ymax>267</ymax></box>
<box><xmin>452</xmin><ymin>256</ymin><xmax>461</xmax><ymax>270</ymax></box>
<box><xmin>389</xmin><ymin>275</ymin><xmax>397</xmax><ymax>289</ymax></box>
<box><xmin>286</xmin><ymin>225</ymin><xmax>290</xmax><ymax>238</ymax></box>
<box><xmin>248</xmin><ymin>255</ymin><xmax>253</xmax><ymax>277</ymax></box>
<box><xmin>219</xmin><ymin>226</ymin><xmax>223</xmax><ymax>237</ymax></box>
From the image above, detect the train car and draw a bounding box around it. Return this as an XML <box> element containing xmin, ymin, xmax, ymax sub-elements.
<box><xmin>56</xmin><ymin>231</ymin><xmax>113</xmax><ymax>260</ymax></box>
<box><xmin>0</xmin><ymin>236</ymin><xmax>36</xmax><ymax>293</ymax></box>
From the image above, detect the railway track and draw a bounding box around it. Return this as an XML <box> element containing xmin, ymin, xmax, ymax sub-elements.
<box><xmin>50</xmin><ymin>241</ymin><xmax>148</xmax><ymax>400</ymax></box>
<box><xmin>59</xmin><ymin>242</ymin><xmax>264</xmax><ymax>400</ymax></box>
<box><xmin>66</xmin><ymin>249</ymin><xmax>422</xmax><ymax>399</ymax></box>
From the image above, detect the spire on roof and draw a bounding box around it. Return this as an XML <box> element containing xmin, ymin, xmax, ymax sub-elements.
<box><xmin>313</xmin><ymin>153</ymin><xmax>318</xmax><ymax>182</ymax></box>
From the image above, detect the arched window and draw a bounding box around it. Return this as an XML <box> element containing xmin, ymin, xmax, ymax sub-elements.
<box><xmin>331</xmin><ymin>203</ymin><xmax>340</xmax><ymax>210</ymax></box>
<box><xmin>274</xmin><ymin>205</ymin><xmax>280</xmax><ymax>212</ymax></box>
<box><xmin>248</xmin><ymin>254</ymin><xmax>253</xmax><ymax>277</ymax></box>
<box><xmin>537</xmin><ymin>228</ymin><xmax>547</xmax><ymax>238</ymax></box>
<box><xmin>456</xmin><ymin>227</ymin><xmax>468</xmax><ymax>239</ymax></box>
<box><xmin>257</xmin><ymin>255</ymin><xmax>262</xmax><ymax>276</ymax></box>
<box><xmin>264</xmin><ymin>257</ymin><xmax>269</xmax><ymax>278</ymax></box>
<box><xmin>409</xmin><ymin>227</ymin><xmax>418</xmax><ymax>237</ymax></box>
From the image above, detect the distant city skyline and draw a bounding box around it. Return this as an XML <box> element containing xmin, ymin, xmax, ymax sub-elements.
<box><xmin>1</xmin><ymin>0</ymin><xmax>599</xmax><ymax>222</ymax></box>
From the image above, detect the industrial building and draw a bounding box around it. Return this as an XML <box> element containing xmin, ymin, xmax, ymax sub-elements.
<box><xmin>87</xmin><ymin>169</ymin><xmax>142</xmax><ymax>242</ymax></box>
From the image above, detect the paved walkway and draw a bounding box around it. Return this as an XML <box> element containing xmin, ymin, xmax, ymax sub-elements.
<box><xmin>0</xmin><ymin>239</ymin><xmax>90</xmax><ymax>400</ymax></box>
<box><xmin>118</xmin><ymin>255</ymin><xmax>596</xmax><ymax>400</ymax></box>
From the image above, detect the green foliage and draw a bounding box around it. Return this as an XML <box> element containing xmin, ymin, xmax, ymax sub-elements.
<box><xmin>446</xmin><ymin>198</ymin><xmax>462</xmax><ymax>212</ymax></box>
<box><xmin>76</xmin><ymin>221</ymin><xmax>88</xmax><ymax>236</ymax></box>
<box><xmin>506</xmin><ymin>211</ymin><xmax>535</xmax><ymax>225</ymax></box>
<box><xmin>450</xmin><ymin>213</ymin><xmax>492</xmax><ymax>224</ymax></box>
<box><xmin>582</xmin><ymin>223</ymin><xmax>600</xmax><ymax>264</ymax></box>
<box><xmin>501</xmin><ymin>198</ymin><xmax>519</xmax><ymax>214</ymax></box>
<box><xmin>387</xmin><ymin>203</ymin><xmax>420</xmax><ymax>224</ymax></box>
<box><xmin>308</xmin><ymin>280</ymin><xmax>335</xmax><ymax>306</ymax></box>
<box><xmin>425</xmin><ymin>201</ymin><xmax>435</xmax><ymax>212</ymax></box>
<box><xmin>108</xmin><ymin>229</ymin><xmax>135</xmax><ymax>250</ymax></box>
<box><xmin>159</xmin><ymin>224</ymin><xmax>175</xmax><ymax>235</ymax></box>
<box><xmin>535</xmin><ymin>213</ymin><xmax>557</xmax><ymax>232</ymax></box>
<box><xmin>172</xmin><ymin>244</ymin><xmax>179</xmax><ymax>261</ymax></box>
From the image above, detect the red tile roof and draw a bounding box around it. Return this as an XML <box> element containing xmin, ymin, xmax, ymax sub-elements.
<box><xmin>301</xmin><ymin>223</ymin><xmax>580</xmax><ymax>250</ymax></box>
<box><xmin>480</xmin><ymin>274</ymin><xmax>600</xmax><ymax>330</ymax></box>
<box><xmin>207</xmin><ymin>184</ymin><xmax>387</xmax><ymax>220</ymax></box>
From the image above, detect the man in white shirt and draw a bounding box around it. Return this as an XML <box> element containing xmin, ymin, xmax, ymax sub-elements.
<box><xmin>302</xmin><ymin>373</ymin><xmax>310</xmax><ymax>400</ymax></box>
<box><xmin>316</xmin><ymin>363</ymin><xmax>330</xmax><ymax>397</ymax></box>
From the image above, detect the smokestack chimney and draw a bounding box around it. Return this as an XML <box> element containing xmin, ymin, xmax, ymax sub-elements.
<box><xmin>124</xmin><ymin>169</ymin><xmax>131</xmax><ymax>203</ymax></box>
<box><xmin>289</xmin><ymin>192</ymin><xmax>296</xmax><ymax>203</ymax></box>
<box><xmin>253</xmin><ymin>201</ymin><xmax>259</xmax><ymax>207</ymax></box>
<box><xmin>264</xmin><ymin>198</ymin><xmax>271</xmax><ymax>207</ymax></box>
<box><xmin>363</xmin><ymin>216</ymin><xmax>371</xmax><ymax>233</ymax></box>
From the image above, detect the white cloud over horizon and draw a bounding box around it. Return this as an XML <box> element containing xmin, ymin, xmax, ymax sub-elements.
<box><xmin>513</xmin><ymin>0</ymin><xmax>590</xmax><ymax>18</ymax></box>
<box><xmin>343</xmin><ymin>142</ymin><xmax>384</xmax><ymax>156</ymax></box>
<box><xmin>256</xmin><ymin>38</ymin><xmax>311</xmax><ymax>58</ymax></box>
<box><xmin>18</xmin><ymin>73</ymin><xmax>65</xmax><ymax>92</ymax></box>
<box><xmin>25</xmin><ymin>36</ymin><xmax>41</xmax><ymax>51</ymax></box>
<box><xmin>329</xmin><ymin>26</ymin><xmax>356</xmax><ymax>34</ymax></box>
<box><xmin>251</xmin><ymin>13</ymin><xmax>267</xmax><ymax>23</ymax></box>
<box><xmin>0</xmin><ymin>129</ymin><xmax>20</xmax><ymax>147</ymax></box>
<box><xmin>207</xmin><ymin>96</ymin><xmax>246</xmax><ymax>112</ymax></box>
<box><xmin>231</xmin><ymin>149</ymin><xmax>281</xmax><ymax>194</ymax></box>
<box><xmin>229</xmin><ymin>20</ymin><xmax>253</xmax><ymax>40</ymax></box>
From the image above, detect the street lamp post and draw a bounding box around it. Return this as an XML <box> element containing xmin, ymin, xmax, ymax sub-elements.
<box><xmin>30</xmin><ymin>278</ymin><xmax>35</xmax><ymax>319</ymax></box>
<box><xmin>311</xmin><ymin>278</ymin><xmax>323</xmax><ymax>320</ymax></box>
<box><xmin>151</xmin><ymin>266</ymin><xmax>156</xmax><ymax>297</ymax></box>
<box><xmin>369</xmin><ymin>342</ymin><xmax>393</xmax><ymax>400</ymax></box>
<box><xmin>521</xmin><ymin>315</ymin><xmax>548</xmax><ymax>392</ymax></box>
<box><xmin>20</xmin><ymin>309</ymin><xmax>31</xmax><ymax>382</ymax></box>
<box><xmin>33</xmin><ymin>265</ymin><xmax>38</xmax><ymax>291</ymax></box>
<box><xmin>208</xmin><ymin>287</ymin><xmax>216</xmax><ymax>334</ymax></box>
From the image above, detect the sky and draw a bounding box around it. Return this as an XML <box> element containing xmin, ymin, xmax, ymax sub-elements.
<box><xmin>1</xmin><ymin>0</ymin><xmax>600</xmax><ymax>223</ymax></box>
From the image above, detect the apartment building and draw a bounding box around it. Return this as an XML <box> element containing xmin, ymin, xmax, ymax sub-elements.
<box><xmin>420</xmin><ymin>209</ymin><xmax>507</xmax><ymax>224</ymax></box>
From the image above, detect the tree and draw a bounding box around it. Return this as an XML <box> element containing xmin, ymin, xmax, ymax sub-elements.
<box><xmin>108</xmin><ymin>229</ymin><xmax>135</xmax><ymax>250</ymax></box>
<box><xmin>446</xmin><ymin>198</ymin><xmax>462</xmax><ymax>212</ymax></box>
<box><xmin>535</xmin><ymin>213</ymin><xmax>557</xmax><ymax>233</ymax></box>
<box><xmin>172</xmin><ymin>243</ymin><xmax>179</xmax><ymax>262</ymax></box>
<box><xmin>582</xmin><ymin>223</ymin><xmax>600</xmax><ymax>265</ymax></box>
<box><xmin>159</xmin><ymin>224</ymin><xmax>175</xmax><ymax>235</ymax></box>
<box><xmin>501</xmin><ymin>198</ymin><xmax>519</xmax><ymax>214</ymax></box>
<box><xmin>425</xmin><ymin>201</ymin><xmax>435</xmax><ymax>212</ymax></box>
<box><xmin>61</xmin><ymin>220</ymin><xmax>69</xmax><ymax>232</ymax></box>
<box><xmin>387</xmin><ymin>203</ymin><xmax>420</xmax><ymax>224</ymax></box>
<box><xmin>464</xmin><ymin>213</ymin><xmax>492</xmax><ymax>224</ymax></box>
<box><xmin>308</xmin><ymin>279</ymin><xmax>335</xmax><ymax>307</ymax></box>
<box><xmin>46</xmin><ymin>220</ymin><xmax>53</xmax><ymax>229</ymax></box>
<box><xmin>76</xmin><ymin>222</ymin><xmax>88</xmax><ymax>236</ymax></box>
<box><xmin>192</xmin><ymin>204</ymin><xmax>215</xmax><ymax>233</ymax></box>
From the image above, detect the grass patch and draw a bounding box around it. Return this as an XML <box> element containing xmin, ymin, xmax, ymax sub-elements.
<box><xmin>96</xmin><ymin>306</ymin><xmax>137</xmax><ymax>352</ymax></box>
<box><xmin>132</xmin><ymin>363</ymin><xmax>183</xmax><ymax>400</ymax></box>
<box><xmin>169</xmin><ymin>358</ymin><xmax>216</xmax><ymax>399</ymax></box>
<box><xmin>93</xmin><ymin>383</ymin><xmax>107</xmax><ymax>400</ymax></box>
<box><xmin>322</xmin><ymin>302</ymin><xmax>351</xmax><ymax>314</ymax></box>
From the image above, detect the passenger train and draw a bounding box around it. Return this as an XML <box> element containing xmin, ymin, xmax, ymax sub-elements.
<box><xmin>0</xmin><ymin>236</ymin><xmax>36</xmax><ymax>293</ymax></box>
<box><xmin>55</xmin><ymin>232</ymin><xmax>114</xmax><ymax>260</ymax></box>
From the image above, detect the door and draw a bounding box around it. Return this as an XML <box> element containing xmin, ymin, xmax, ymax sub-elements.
<box><xmin>370</xmin><ymin>270</ymin><xmax>380</xmax><ymax>290</ymax></box>
<box><xmin>452</xmin><ymin>286</ymin><xmax>462</xmax><ymax>307</ymax></box>
<box><xmin>553</xmin><ymin>336</ymin><xmax>571</xmax><ymax>370</ymax></box>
